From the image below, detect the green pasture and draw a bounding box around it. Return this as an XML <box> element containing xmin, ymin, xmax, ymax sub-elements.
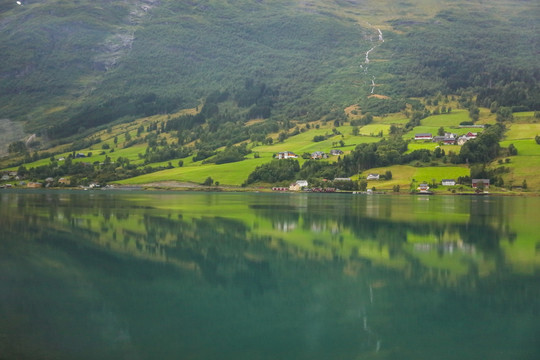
<box><xmin>117</xmin><ymin>157</ymin><xmax>270</xmax><ymax>186</ymax></box>
<box><xmin>357</xmin><ymin>165</ymin><xmax>416</xmax><ymax>189</ymax></box>
<box><xmin>359</xmin><ymin>165</ymin><xmax>470</xmax><ymax>190</ymax></box>
<box><xmin>513</xmin><ymin>111</ymin><xmax>537</xmax><ymax>123</ymax></box>
<box><xmin>500</xmin><ymin>140</ymin><xmax>540</xmax><ymax>156</ymax></box>
<box><xmin>477</xmin><ymin>108</ymin><xmax>497</xmax><ymax>125</ymax></box>
<box><xmin>252</xmin><ymin>126</ymin><xmax>379</xmax><ymax>156</ymax></box>
<box><xmin>421</xmin><ymin>110</ymin><xmax>469</xmax><ymax>127</ymax></box>
<box><xmin>496</xmin><ymin>151</ymin><xmax>540</xmax><ymax>190</ymax></box>
<box><xmin>504</xmin><ymin>124</ymin><xmax>540</xmax><ymax>141</ymax></box>
<box><xmin>357</xmin><ymin>124</ymin><xmax>392</xmax><ymax>136</ymax></box>
<box><xmin>406</xmin><ymin>143</ymin><xmax>461</xmax><ymax>154</ymax></box>
<box><xmin>6</xmin><ymin>142</ymin><xmax>148</xmax><ymax>172</ymax></box>
<box><xmin>413</xmin><ymin>166</ymin><xmax>469</xmax><ymax>183</ymax></box>
<box><xmin>373</xmin><ymin>113</ymin><xmax>409</xmax><ymax>125</ymax></box>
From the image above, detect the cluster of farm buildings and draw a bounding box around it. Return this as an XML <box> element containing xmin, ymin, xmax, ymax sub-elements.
<box><xmin>414</xmin><ymin>132</ymin><xmax>478</xmax><ymax>145</ymax></box>
<box><xmin>275</xmin><ymin>149</ymin><xmax>343</xmax><ymax>160</ymax></box>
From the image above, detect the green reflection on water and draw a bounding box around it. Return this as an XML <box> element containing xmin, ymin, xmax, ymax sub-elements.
<box><xmin>1</xmin><ymin>191</ymin><xmax>539</xmax><ymax>360</ymax></box>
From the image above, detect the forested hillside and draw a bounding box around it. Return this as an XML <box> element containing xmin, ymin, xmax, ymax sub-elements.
<box><xmin>1</xmin><ymin>0</ymin><xmax>539</xmax><ymax>191</ymax></box>
<box><xmin>1</xmin><ymin>0</ymin><xmax>537</xmax><ymax>140</ymax></box>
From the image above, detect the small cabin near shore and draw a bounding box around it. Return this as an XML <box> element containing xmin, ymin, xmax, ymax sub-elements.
<box><xmin>472</xmin><ymin>179</ymin><xmax>490</xmax><ymax>188</ymax></box>
<box><xmin>441</xmin><ymin>179</ymin><xmax>456</xmax><ymax>186</ymax></box>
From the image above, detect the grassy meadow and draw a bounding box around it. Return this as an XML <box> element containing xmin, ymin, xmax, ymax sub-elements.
<box><xmin>358</xmin><ymin>165</ymin><xmax>470</xmax><ymax>191</ymax></box>
<box><xmin>2</xmin><ymin>105</ymin><xmax>539</xmax><ymax>192</ymax></box>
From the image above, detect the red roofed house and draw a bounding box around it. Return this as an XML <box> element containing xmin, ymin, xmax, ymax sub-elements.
<box><xmin>415</xmin><ymin>133</ymin><xmax>433</xmax><ymax>140</ymax></box>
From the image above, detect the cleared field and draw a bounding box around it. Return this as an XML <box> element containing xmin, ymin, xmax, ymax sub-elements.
<box><xmin>504</xmin><ymin>124</ymin><xmax>540</xmax><ymax>141</ymax></box>
<box><xmin>118</xmin><ymin>157</ymin><xmax>270</xmax><ymax>186</ymax></box>
<box><xmin>413</xmin><ymin>166</ymin><xmax>469</xmax><ymax>183</ymax></box>
<box><xmin>500</xmin><ymin>140</ymin><xmax>540</xmax><ymax>156</ymax></box>
<box><xmin>358</xmin><ymin>124</ymin><xmax>391</xmax><ymax>136</ymax></box>
<box><xmin>359</xmin><ymin>165</ymin><xmax>469</xmax><ymax>190</ymax></box>
<box><xmin>499</xmin><ymin>156</ymin><xmax>540</xmax><ymax>189</ymax></box>
<box><xmin>406</xmin><ymin>143</ymin><xmax>461</xmax><ymax>154</ymax></box>
<box><xmin>421</xmin><ymin>110</ymin><xmax>470</xmax><ymax>127</ymax></box>
<box><xmin>513</xmin><ymin>111</ymin><xmax>537</xmax><ymax>123</ymax></box>
<box><xmin>373</xmin><ymin>113</ymin><xmax>409</xmax><ymax>125</ymax></box>
<box><xmin>252</xmin><ymin>126</ymin><xmax>379</xmax><ymax>156</ymax></box>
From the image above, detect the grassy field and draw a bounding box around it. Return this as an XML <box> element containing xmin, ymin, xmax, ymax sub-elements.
<box><xmin>117</xmin><ymin>157</ymin><xmax>270</xmax><ymax>186</ymax></box>
<box><xmin>373</xmin><ymin>113</ymin><xmax>409</xmax><ymax>125</ymax></box>
<box><xmin>406</xmin><ymin>143</ymin><xmax>461</xmax><ymax>154</ymax></box>
<box><xmin>402</xmin><ymin>110</ymin><xmax>493</xmax><ymax>140</ymax></box>
<box><xmin>358</xmin><ymin>165</ymin><xmax>470</xmax><ymax>190</ymax></box>
<box><xmin>498</xmin><ymin>139</ymin><xmax>540</xmax><ymax>189</ymax></box>
<box><xmin>513</xmin><ymin>111</ymin><xmax>538</xmax><ymax>123</ymax></box>
<box><xmin>252</xmin><ymin>125</ymin><xmax>380</xmax><ymax>156</ymax></box>
<box><xmin>420</xmin><ymin>110</ymin><xmax>470</xmax><ymax>127</ymax></box>
<box><xmin>357</xmin><ymin>124</ymin><xmax>392</xmax><ymax>136</ymax></box>
<box><xmin>3</xmin><ymin>102</ymin><xmax>540</xmax><ymax>192</ymax></box>
<box><xmin>504</xmin><ymin>124</ymin><xmax>540</xmax><ymax>141</ymax></box>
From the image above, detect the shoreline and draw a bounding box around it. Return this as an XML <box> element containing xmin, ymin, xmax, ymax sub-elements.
<box><xmin>2</xmin><ymin>182</ymin><xmax>538</xmax><ymax>197</ymax></box>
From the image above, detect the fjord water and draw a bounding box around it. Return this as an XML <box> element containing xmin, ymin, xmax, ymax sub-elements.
<box><xmin>1</xmin><ymin>191</ymin><xmax>539</xmax><ymax>360</ymax></box>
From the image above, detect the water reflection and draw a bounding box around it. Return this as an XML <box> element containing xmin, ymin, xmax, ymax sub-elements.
<box><xmin>1</xmin><ymin>191</ymin><xmax>539</xmax><ymax>359</ymax></box>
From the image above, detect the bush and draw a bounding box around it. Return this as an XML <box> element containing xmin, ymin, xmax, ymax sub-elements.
<box><xmin>203</xmin><ymin>177</ymin><xmax>214</xmax><ymax>186</ymax></box>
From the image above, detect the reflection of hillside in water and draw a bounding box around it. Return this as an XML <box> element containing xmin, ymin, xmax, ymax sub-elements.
<box><xmin>0</xmin><ymin>191</ymin><xmax>529</xmax><ymax>291</ymax></box>
<box><xmin>1</xmin><ymin>192</ymin><xmax>539</xmax><ymax>359</ymax></box>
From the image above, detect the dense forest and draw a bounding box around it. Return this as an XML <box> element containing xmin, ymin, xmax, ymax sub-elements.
<box><xmin>0</xmin><ymin>0</ymin><xmax>538</xmax><ymax>142</ymax></box>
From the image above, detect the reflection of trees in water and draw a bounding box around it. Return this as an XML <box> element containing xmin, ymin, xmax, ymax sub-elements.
<box><xmin>137</xmin><ymin>213</ymin><xmax>278</xmax><ymax>297</ymax></box>
<box><xmin>250</xmin><ymin>204</ymin><xmax>300</xmax><ymax>232</ymax></box>
<box><xmin>250</xmin><ymin>196</ymin><xmax>522</xmax><ymax>290</ymax></box>
<box><xmin>0</xmin><ymin>193</ymin><xmax>528</xmax><ymax>293</ymax></box>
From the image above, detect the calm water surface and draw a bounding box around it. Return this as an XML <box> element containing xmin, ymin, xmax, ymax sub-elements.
<box><xmin>1</xmin><ymin>190</ymin><xmax>539</xmax><ymax>360</ymax></box>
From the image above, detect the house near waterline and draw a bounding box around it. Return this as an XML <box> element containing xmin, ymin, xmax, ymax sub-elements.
<box><xmin>289</xmin><ymin>180</ymin><xmax>308</xmax><ymax>191</ymax></box>
<box><xmin>472</xmin><ymin>179</ymin><xmax>490</xmax><ymax>188</ymax></box>
<box><xmin>417</xmin><ymin>183</ymin><xmax>430</xmax><ymax>192</ymax></box>
<box><xmin>441</xmin><ymin>179</ymin><xmax>456</xmax><ymax>186</ymax></box>
<box><xmin>58</xmin><ymin>178</ymin><xmax>71</xmax><ymax>185</ymax></box>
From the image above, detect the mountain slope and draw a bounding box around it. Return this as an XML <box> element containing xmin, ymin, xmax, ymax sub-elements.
<box><xmin>0</xmin><ymin>0</ymin><xmax>538</xmax><ymax>142</ymax></box>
